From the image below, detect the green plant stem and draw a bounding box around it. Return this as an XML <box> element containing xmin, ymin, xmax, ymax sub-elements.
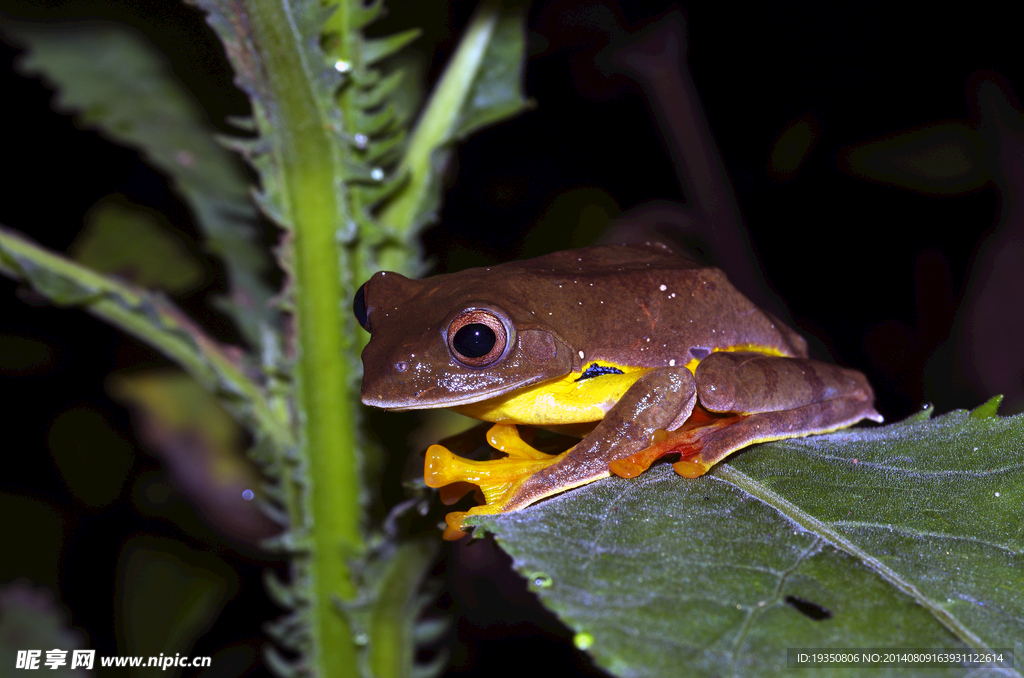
<box><xmin>245</xmin><ymin>0</ymin><xmax>364</xmax><ymax>674</ymax></box>
<box><xmin>368</xmin><ymin>539</ymin><xmax>438</xmax><ymax>678</ymax></box>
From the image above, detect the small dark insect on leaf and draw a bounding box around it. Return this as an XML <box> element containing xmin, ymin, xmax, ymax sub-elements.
<box><xmin>785</xmin><ymin>595</ymin><xmax>833</xmax><ymax>621</ymax></box>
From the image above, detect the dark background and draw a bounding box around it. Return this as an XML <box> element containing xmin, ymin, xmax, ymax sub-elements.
<box><xmin>0</xmin><ymin>1</ymin><xmax>1019</xmax><ymax>676</ymax></box>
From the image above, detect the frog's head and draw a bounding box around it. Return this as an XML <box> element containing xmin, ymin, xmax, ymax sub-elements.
<box><xmin>353</xmin><ymin>269</ymin><xmax>574</xmax><ymax>411</ymax></box>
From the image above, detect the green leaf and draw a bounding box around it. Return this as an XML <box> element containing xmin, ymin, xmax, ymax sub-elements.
<box><xmin>377</xmin><ymin>0</ymin><xmax>530</xmax><ymax>261</ymax></box>
<box><xmin>839</xmin><ymin>123</ymin><xmax>988</xmax><ymax>195</ymax></box>
<box><xmin>364</xmin><ymin>29</ymin><xmax>423</xmax><ymax>66</ymax></box>
<box><xmin>71</xmin><ymin>196</ymin><xmax>207</xmax><ymax>295</ymax></box>
<box><xmin>448</xmin><ymin>2</ymin><xmax>531</xmax><ymax>142</ymax></box>
<box><xmin>13</xmin><ymin>23</ymin><xmax>279</xmax><ymax>348</ymax></box>
<box><xmin>472</xmin><ymin>409</ymin><xmax>1024</xmax><ymax>678</ymax></box>
<box><xmin>115</xmin><ymin>537</ymin><xmax>238</xmax><ymax>678</ymax></box>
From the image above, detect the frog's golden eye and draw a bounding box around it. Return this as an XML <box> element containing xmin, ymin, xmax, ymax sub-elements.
<box><xmin>448</xmin><ymin>309</ymin><xmax>508</xmax><ymax>367</ymax></box>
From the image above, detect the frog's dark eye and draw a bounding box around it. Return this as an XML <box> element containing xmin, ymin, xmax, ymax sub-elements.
<box><xmin>353</xmin><ymin>283</ymin><xmax>370</xmax><ymax>332</ymax></box>
<box><xmin>448</xmin><ymin>310</ymin><xmax>508</xmax><ymax>367</ymax></box>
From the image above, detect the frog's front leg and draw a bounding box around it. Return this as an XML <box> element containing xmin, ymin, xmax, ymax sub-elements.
<box><xmin>610</xmin><ymin>351</ymin><xmax>883</xmax><ymax>479</ymax></box>
<box><xmin>425</xmin><ymin>367</ymin><xmax>697</xmax><ymax>539</ymax></box>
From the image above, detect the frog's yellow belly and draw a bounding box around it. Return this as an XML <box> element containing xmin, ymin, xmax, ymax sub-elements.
<box><xmin>451</xmin><ymin>344</ymin><xmax>792</xmax><ymax>426</ymax></box>
<box><xmin>452</xmin><ymin>365</ymin><xmax>653</xmax><ymax>425</ymax></box>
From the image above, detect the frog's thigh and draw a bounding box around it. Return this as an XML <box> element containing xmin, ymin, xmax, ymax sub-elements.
<box><xmin>694</xmin><ymin>351</ymin><xmax>877</xmax><ymax>415</ymax></box>
<box><xmin>676</xmin><ymin>351</ymin><xmax>883</xmax><ymax>474</ymax></box>
<box><xmin>504</xmin><ymin>366</ymin><xmax>697</xmax><ymax>511</ymax></box>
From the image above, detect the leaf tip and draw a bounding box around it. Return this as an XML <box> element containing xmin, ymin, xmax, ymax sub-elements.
<box><xmin>969</xmin><ymin>394</ymin><xmax>1004</xmax><ymax>419</ymax></box>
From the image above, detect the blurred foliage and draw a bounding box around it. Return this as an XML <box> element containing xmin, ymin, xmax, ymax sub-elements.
<box><xmin>0</xmin><ymin>1</ymin><xmax>530</xmax><ymax>677</ymax></box>
<box><xmin>115</xmin><ymin>537</ymin><xmax>238</xmax><ymax>678</ymax></box>
<box><xmin>840</xmin><ymin>123</ymin><xmax>987</xmax><ymax>195</ymax></box>
<box><xmin>0</xmin><ymin>495</ymin><xmax>63</xmax><ymax>591</ymax></box>
<box><xmin>70</xmin><ymin>197</ymin><xmax>207</xmax><ymax>295</ymax></box>
<box><xmin>0</xmin><ymin>333</ymin><xmax>55</xmax><ymax>374</ymax></box>
<box><xmin>12</xmin><ymin>21</ymin><xmax>276</xmax><ymax>347</ymax></box>
<box><xmin>109</xmin><ymin>370</ymin><xmax>273</xmax><ymax>546</ymax></box>
<box><xmin>768</xmin><ymin>115</ymin><xmax>818</xmax><ymax>181</ymax></box>
<box><xmin>47</xmin><ymin>405</ymin><xmax>134</xmax><ymax>507</ymax></box>
<box><xmin>0</xmin><ymin>582</ymin><xmax>89</xmax><ymax>676</ymax></box>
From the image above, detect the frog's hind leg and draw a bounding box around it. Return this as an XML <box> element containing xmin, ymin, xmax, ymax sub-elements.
<box><xmin>610</xmin><ymin>353</ymin><xmax>883</xmax><ymax>479</ymax></box>
<box><xmin>680</xmin><ymin>396</ymin><xmax>879</xmax><ymax>478</ymax></box>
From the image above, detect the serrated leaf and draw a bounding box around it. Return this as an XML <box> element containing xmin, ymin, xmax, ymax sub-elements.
<box><xmin>263</xmin><ymin>645</ymin><xmax>302</xmax><ymax>678</ymax></box>
<box><xmin>13</xmin><ymin>23</ymin><xmax>279</xmax><ymax>348</ymax></box>
<box><xmin>364</xmin><ymin>29</ymin><xmax>423</xmax><ymax>66</ymax></box>
<box><xmin>473</xmin><ymin>409</ymin><xmax>1024</xmax><ymax>678</ymax></box>
<box><xmin>357</xmin><ymin>103</ymin><xmax>398</xmax><ymax>137</ymax></box>
<box><xmin>348</xmin><ymin>0</ymin><xmax>385</xmax><ymax>32</ymax></box>
<box><xmin>356</xmin><ymin>69</ymin><xmax>407</xmax><ymax>110</ymax></box>
<box><xmin>377</xmin><ymin>0</ymin><xmax>530</xmax><ymax>250</ymax></box>
<box><xmin>358</xmin><ymin>539</ymin><xmax>439</xmax><ymax>678</ymax></box>
<box><xmin>365</xmin><ymin>128</ymin><xmax>406</xmax><ymax>165</ymax></box>
<box><xmin>264</xmin><ymin>570</ymin><xmax>300</xmax><ymax>610</ymax></box>
<box><xmin>8</xmin><ymin>252</ymin><xmax>102</xmax><ymax>305</ymax></box>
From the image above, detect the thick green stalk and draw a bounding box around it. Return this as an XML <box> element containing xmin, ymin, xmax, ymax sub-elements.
<box><xmin>246</xmin><ymin>0</ymin><xmax>364</xmax><ymax>675</ymax></box>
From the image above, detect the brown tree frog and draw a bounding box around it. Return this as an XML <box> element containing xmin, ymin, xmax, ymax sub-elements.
<box><xmin>354</xmin><ymin>244</ymin><xmax>881</xmax><ymax>539</ymax></box>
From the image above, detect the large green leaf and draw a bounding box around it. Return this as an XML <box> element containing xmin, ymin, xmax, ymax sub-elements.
<box><xmin>473</xmin><ymin>404</ymin><xmax>1024</xmax><ymax>677</ymax></box>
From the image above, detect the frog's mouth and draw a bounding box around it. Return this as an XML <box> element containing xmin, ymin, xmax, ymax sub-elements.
<box><xmin>360</xmin><ymin>390</ymin><xmax>507</xmax><ymax>411</ymax></box>
<box><xmin>359</xmin><ymin>371</ymin><xmax>558</xmax><ymax>413</ymax></box>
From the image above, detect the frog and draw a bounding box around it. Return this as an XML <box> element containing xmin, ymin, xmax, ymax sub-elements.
<box><xmin>353</xmin><ymin>243</ymin><xmax>882</xmax><ymax>539</ymax></box>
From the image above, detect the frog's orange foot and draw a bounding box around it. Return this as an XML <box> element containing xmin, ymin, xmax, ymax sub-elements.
<box><xmin>424</xmin><ymin>424</ymin><xmax>565</xmax><ymax>540</ymax></box>
<box><xmin>609</xmin><ymin>414</ymin><xmax>743</xmax><ymax>480</ymax></box>
<box><xmin>672</xmin><ymin>458</ymin><xmax>711</xmax><ymax>478</ymax></box>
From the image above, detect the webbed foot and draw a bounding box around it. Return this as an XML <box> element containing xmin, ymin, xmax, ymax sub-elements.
<box><xmin>608</xmin><ymin>409</ymin><xmax>744</xmax><ymax>479</ymax></box>
<box><xmin>425</xmin><ymin>424</ymin><xmax>566</xmax><ymax>539</ymax></box>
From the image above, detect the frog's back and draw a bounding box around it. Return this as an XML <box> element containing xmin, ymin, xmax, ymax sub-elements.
<box><xmin>478</xmin><ymin>243</ymin><xmax>808</xmax><ymax>369</ymax></box>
